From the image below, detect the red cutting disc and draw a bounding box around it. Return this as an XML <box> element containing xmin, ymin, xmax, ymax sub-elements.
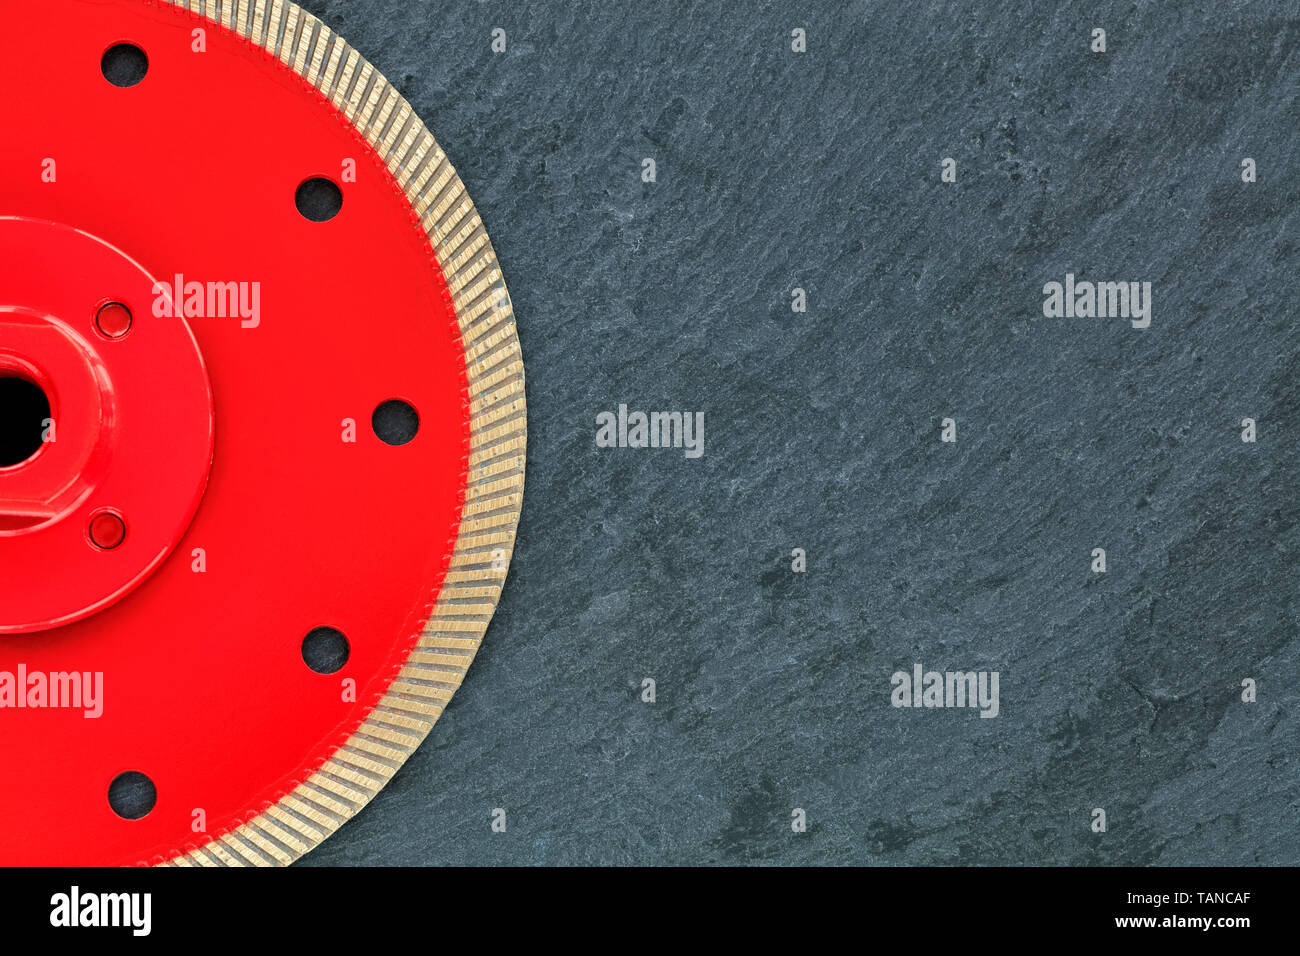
<box><xmin>0</xmin><ymin>0</ymin><xmax>526</xmax><ymax>865</ymax></box>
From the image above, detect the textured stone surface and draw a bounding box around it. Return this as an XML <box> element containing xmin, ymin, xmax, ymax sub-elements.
<box><xmin>296</xmin><ymin>0</ymin><xmax>1299</xmax><ymax>865</ymax></box>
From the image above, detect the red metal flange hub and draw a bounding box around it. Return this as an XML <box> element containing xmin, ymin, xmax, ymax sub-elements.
<box><xmin>1</xmin><ymin>217</ymin><xmax>215</xmax><ymax>633</ymax></box>
<box><xmin>0</xmin><ymin>0</ymin><xmax>495</xmax><ymax>865</ymax></box>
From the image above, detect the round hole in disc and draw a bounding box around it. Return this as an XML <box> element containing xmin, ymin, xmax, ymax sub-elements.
<box><xmin>101</xmin><ymin>43</ymin><xmax>148</xmax><ymax>88</ymax></box>
<box><xmin>108</xmin><ymin>771</ymin><xmax>157</xmax><ymax>820</ymax></box>
<box><xmin>294</xmin><ymin>177</ymin><xmax>344</xmax><ymax>222</ymax></box>
<box><xmin>372</xmin><ymin>400</ymin><xmax>419</xmax><ymax>446</ymax></box>
<box><xmin>302</xmin><ymin>627</ymin><xmax>350</xmax><ymax>674</ymax></box>
<box><xmin>0</xmin><ymin>377</ymin><xmax>51</xmax><ymax>468</ymax></box>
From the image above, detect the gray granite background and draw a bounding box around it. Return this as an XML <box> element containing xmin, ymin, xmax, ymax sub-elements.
<box><xmin>296</xmin><ymin>0</ymin><xmax>1299</xmax><ymax>865</ymax></box>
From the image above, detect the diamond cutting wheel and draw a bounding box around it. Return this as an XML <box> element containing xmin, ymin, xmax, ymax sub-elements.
<box><xmin>0</xmin><ymin>0</ymin><xmax>526</xmax><ymax>865</ymax></box>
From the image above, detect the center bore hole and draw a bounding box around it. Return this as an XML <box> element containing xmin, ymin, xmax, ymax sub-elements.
<box><xmin>0</xmin><ymin>377</ymin><xmax>51</xmax><ymax>468</ymax></box>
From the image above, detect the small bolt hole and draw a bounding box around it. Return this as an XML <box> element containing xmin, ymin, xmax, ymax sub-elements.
<box><xmin>89</xmin><ymin>512</ymin><xmax>127</xmax><ymax>550</ymax></box>
<box><xmin>96</xmin><ymin>302</ymin><xmax>133</xmax><ymax>339</ymax></box>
